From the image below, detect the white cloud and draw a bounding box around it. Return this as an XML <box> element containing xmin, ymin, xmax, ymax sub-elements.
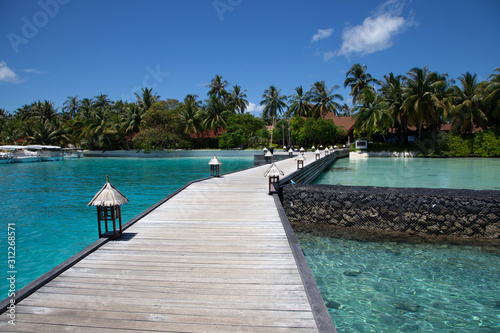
<box><xmin>311</xmin><ymin>28</ymin><xmax>334</xmax><ymax>43</ymax></box>
<box><xmin>246</xmin><ymin>102</ymin><xmax>264</xmax><ymax>115</ymax></box>
<box><xmin>337</xmin><ymin>0</ymin><xmax>409</xmax><ymax>57</ymax></box>
<box><xmin>0</xmin><ymin>61</ymin><xmax>22</xmax><ymax>83</ymax></box>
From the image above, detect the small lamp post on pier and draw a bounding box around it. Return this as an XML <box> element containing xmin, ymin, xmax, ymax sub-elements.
<box><xmin>88</xmin><ymin>176</ymin><xmax>129</xmax><ymax>240</ymax></box>
<box><xmin>264</xmin><ymin>163</ymin><xmax>284</xmax><ymax>195</ymax></box>
<box><xmin>296</xmin><ymin>153</ymin><xmax>306</xmax><ymax>170</ymax></box>
<box><xmin>288</xmin><ymin>147</ymin><xmax>294</xmax><ymax>158</ymax></box>
<box><xmin>315</xmin><ymin>149</ymin><xmax>321</xmax><ymax>160</ymax></box>
<box><xmin>299</xmin><ymin>147</ymin><xmax>305</xmax><ymax>155</ymax></box>
<box><xmin>208</xmin><ymin>155</ymin><xmax>222</xmax><ymax>177</ymax></box>
<box><xmin>264</xmin><ymin>150</ymin><xmax>273</xmax><ymax>164</ymax></box>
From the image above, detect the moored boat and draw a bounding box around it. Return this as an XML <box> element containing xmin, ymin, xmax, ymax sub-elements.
<box><xmin>62</xmin><ymin>148</ymin><xmax>84</xmax><ymax>159</ymax></box>
<box><xmin>0</xmin><ymin>152</ymin><xmax>12</xmax><ymax>164</ymax></box>
<box><xmin>27</xmin><ymin>145</ymin><xmax>63</xmax><ymax>162</ymax></box>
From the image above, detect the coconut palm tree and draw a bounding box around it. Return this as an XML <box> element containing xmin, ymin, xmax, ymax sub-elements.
<box><xmin>83</xmin><ymin>107</ymin><xmax>113</xmax><ymax>149</ymax></box>
<box><xmin>179</xmin><ymin>94</ymin><xmax>203</xmax><ymax>136</ymax></box>
<box><xmin>353</xmin><ymin>89</ymin><xmax>392</xmax><ymax>142</ymax></box>
<box><xmin>14</xmin><ymin>104</ymin><xmax>35</xmax><ymax>121</ymax></box>
<box><xmin>380</xmin><ymin>73</ymin><xmax>407</xmax><ymax>145</ymax></box>
<box><xmin>402</xmin><ymin>66</ymin><xmax>447</xmax><ymax>138</ymax></box>
<box><xmin>344</xmin><ymin>64</ymin><xmax>378</xmax><ymax>104</ymax></box>
<box><xmin>227</xmin><ymin>85</ymin><xmax>249</xmax><ymax>114</ymax></box>
<box><xmin>34</xmin><ymin>100</ymin><xmax>58</xmax><ymax>123</ymax></box>
<box><xmin>207</xmin><ymin>74</ymin><xmax>229</xmax><ymax>102</ymax></box>
<box><xmin>203</xmin><ymin>95</ymin><xmax>231</xmax><ymax>142</ymax></box>
<box><xmin>94</xmin><ymin>93</ymin><xmax>111</xmax><ymax>109</ymax></box>
<box><xmin>62</xmin><ymin>96</ymin><xmax>80</xmax><ymax>120</ymax></box>
<box><xmin>135</xmin><ymin>87</ymin><xmax>160</xmax><ymax>112</ymax></box>
<box><xmin>449</xmin><ymin>72</ymin><xmax>488</xmax><ymax>134</ymax></box>
<box><xmin>307</xmin><ymin>81</ymin><xmax>343</xmax><ymax>118</ymax></box>
<box><xmin>79</xmin><ymin>98</ymin><xmax>94</xmax><ymax>119</ymax></box>
<box><xmin>287</xmin><ymin>86</ymin><xmax>311</xmax><ymax>117</ymax></box>
<box><xmin>121</xmin><ymin>103</ymin><xmax>144</xmax><ymax>138</ymax></box>
<box><xmin>484</xmin><ymin>67</ymin><xmax>500</xmax><ymax>127</ymax></box>
<box><xmin>340</xmin><ymin>104</ymin><xmax>351</xmax><ymax>116</ymax></box>
<box><xmin>260</xmin><ymin>85</ymin><xmax>287</xmax><ymax>146</ymax></box>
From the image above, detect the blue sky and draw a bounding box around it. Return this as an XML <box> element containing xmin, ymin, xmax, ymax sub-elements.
<box><xmin>1</xmin><ymin>0</ymin><xmax>499</xmax><ymax>115</ymax></box>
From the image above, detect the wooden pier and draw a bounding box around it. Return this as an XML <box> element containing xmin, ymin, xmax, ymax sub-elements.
<box><xmin>1</xmin><ymin>151</ymin><xmax>341</xmax><ymax>332</ymax></box>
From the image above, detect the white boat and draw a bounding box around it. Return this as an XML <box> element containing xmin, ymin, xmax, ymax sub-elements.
<box><xmin>0</xmin><ymin>152</ymin><xmax>12</xmax><ymax>164</ymax></box>
<box><xmin>62</xmin><ymin>148</ymin><xmax>84</xmax><ymax>159</ymax></box>
<box><xmin>27</xmin><ymin>145</ymin><xmax>63</xmax><ymax>162</ymax></box>
<box><xmin>14</xmin><ymin>150</ymin><xmax>40</xmax><ymax>163</ymax></box>
<box><xmin>0</xmin><ymin>146</ymin><xmax>39</xmax><ymax>163</ymax></box>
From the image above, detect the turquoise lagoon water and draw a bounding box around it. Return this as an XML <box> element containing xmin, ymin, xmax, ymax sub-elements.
<box><xmin>313</xmin><ymin>157</ymin><xmax>500</xmax><ymax>190</ymax></box>
<box><xmin>0</xmin><ymin>151</ymin><xmax>257</xmax><ymax>297</ymax></box>
<box><xmin>1</xmin><ymin>154</ymin><xmax>499</xmax><ymax>332</ymax></box>
<box><xmin>308</xmin><ymin>157</ymin><xmax>500</xmax><ymax>332</ymax></box>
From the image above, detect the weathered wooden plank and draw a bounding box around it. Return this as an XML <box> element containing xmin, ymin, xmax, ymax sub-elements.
<box><xmin>15</xmin><ymin>305</ymin><xmax>318</xmax><ymax>328</ymax></box>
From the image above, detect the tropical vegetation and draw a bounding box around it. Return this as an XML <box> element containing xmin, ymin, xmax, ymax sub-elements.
<box><xmin>1</xmin><ymin>66</ymin><xmax>499</xmax><ymax>156</ymax></box>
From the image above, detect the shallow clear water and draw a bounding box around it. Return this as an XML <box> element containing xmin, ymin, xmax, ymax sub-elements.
<box><xmin>313</xmin><ymin>157</ymin><xmax>500</xmax><ymax>190</ymax></box>
<box><xmin>297</xmin><ymin>233</ymin><xmax>500</xmax><ymax>332</ymax></box>
<box><xmin>310</xmin><ymin>157</ymin><xmax>500</xmax><ymax>332</ymax></box>
<box><xmin>0</xmin><ymin>151</ymin><xmax>256</xmax><ymax>296</ymax></box>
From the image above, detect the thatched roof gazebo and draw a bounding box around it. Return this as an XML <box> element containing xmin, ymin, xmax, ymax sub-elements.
<box><xmin>88</xmin><ymin>176</ymin><xmax>129</xmax><ymax>239</ymax></box>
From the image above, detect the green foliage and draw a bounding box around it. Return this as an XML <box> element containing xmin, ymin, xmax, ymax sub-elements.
<box><xmin>437</xmin><ymin>132</ymin><xmax>473</xmax><ymax>157</ymax></box>
<box><xmin>133</xmin><ymin>100</ymin><xmax>182</xmax><ymax>150</ymax></box>
<box><xmin>218</xmin><ymin>113</ymin><xmax>267</xmax><ymax>148</ymax></box>
<box><xmin>431</xmin><ymin>130</ymin><xmax>500</xmax><ymax>157</ymax></box>
<box><xmin>473</xmin><ymin>129</ymin><xmax>500</xmax><ymax>157</ymax></box>
<box><xmin>290</xmin><ymin>116</ymin><xmax>338</xmax><ymax>147</ymax></box>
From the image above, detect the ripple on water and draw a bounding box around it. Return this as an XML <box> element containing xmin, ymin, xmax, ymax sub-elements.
<box><xmin>297</xmin><ymin>232</ymin><xmax>500</xmax><ymax>332</ymax></box>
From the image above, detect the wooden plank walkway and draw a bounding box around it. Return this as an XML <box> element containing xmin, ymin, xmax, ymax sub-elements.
<box><xmin>1</xmin><ymin>152</ymin><xmax>334</xmax><ymax>332</ymax></box>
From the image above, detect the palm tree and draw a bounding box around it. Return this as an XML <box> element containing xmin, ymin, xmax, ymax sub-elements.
<box><xmin>203</xmin><ymin>95</ymin><xmax>231</xmax><ymax>142</ymax></box>
<box><xmin>449</xmin><ymin>72</ymin><xmax>488</xmax><ymax>134</ymax></box>
<box><xmin>179</xmin><ymin>94</ymin><xmax>203</xmax><ymax>136</ymax></box>
<box><xmin>402</xmin><ymin>66</ymin><xmax>447</xmax><ymax>138</ymax></box>
<box><xmin>344</xmin><ymin>64</ymin><xmax>378</xmax><ymax>104</ymax></box>
<box><xmin>484</xmin><ymin>68</ymin><xmax>500</xmax><ymax>127</ymax></box>
<box><xmin>287</xmin><ymin>86</ymin><xmax>311</xmax><ymax>117</ymax></box>
<box><xmin>340</xmin><ymin>104</ymin><xmax>351</xmax><ymax>116</ymax></box>
<box><xmin>29</xmin><ymin>117</ymin><xmax>68</xmax><ymax>146</ymax></box>
<box><xmin>134</xmin><ymin>87</ymin><xmax>160</xmax><ymax>112</ymax></box>
<box><xmin>62</xmin><ymin>96</ymin><xmax>80</xmax><ymax>120</ymax></box>
<box><xmin>94</xmin><ymin>93</ymin><xmax>111</xmax><ymax>108</ymax></box>
<box><xmin>121</xmin><ymin>103</ymin><xmax>144</xmax><ymax>138</ymax></box>
<box><xmin>380</xmin><ymin>73</ymin><xmax>406</xmax><ymax>145</ymax></box>
<box><xmin>83</xmin><ymin>107</ymin><xmax>113</xmax><ymax>149</ymax></box>
<box><xmin>227</xmin><ymin>85</ymin><xmax>249</xmax><ymax>114</ymax></box>
<box><xmin>307</xmin><ymin>81</ymin><xmax>343</xmax><ymax>118</ymax></box>
<box><xmin>79</xmin><ymin>98</ymin><xmax>94</xmax><ymax>119</ymax></box>
<box><xmin>14</xmin><ymin>104</ymin><xmax>36</xmax><ymax>121</ymax></box>
<box><xmin>260</xmin><ymin>85</ymin><xmax>287</xmax><ymax>146</ymax></box>
<box><xmin>34</xmin><ymin>100</ymin><xmax>58</xmax><ymax>123</ymax></box>
<box><xmin>353</xmin><ymin>89</ymin><xmax>392</xmax><ymax>142</ymax></box>
<box><xmin>207</xmin><ymin>74</ymin><xmax>229</xmax><ymax>102</ymax></box>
